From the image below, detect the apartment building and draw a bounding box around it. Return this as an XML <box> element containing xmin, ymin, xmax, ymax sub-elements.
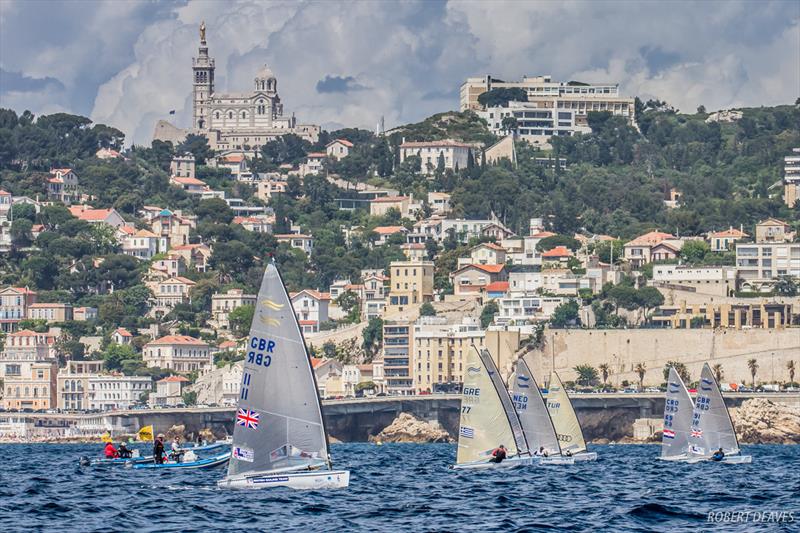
<box><xmin>2</xmin><ymin>361</ymin><xmax>57</xmax><ymax>410</ymax></box>
<box><xmin>211</xmin><ymin>289</ymin><xmax>257</xmax><ymax>329</ymax></box>
<box><xmin>784</xmin><ymin>148</ymin><xmax>800</xmax><ymax>208</ymax></box>
<box><xmin>170</xmin><ymin>153</ymin><xmax>196</xmax><ymax>179</ymax></box>
<box><xmin>382</xmin><ymin>320</ymin><xmax>414</xmax><ymax>395</ymax></box>
<box><xmin>57</xmin><ymin>360</ymin><xmax>104</xmax><ymax>411</ymax></box>
<box><xmin>386</xmin><ymin>260</ymin><xmax>434</xmax><ymax>314</ymax></box>
<box><xmin>736</xmin><ymin>242</ymin><xmax>800</xmax><ymax>291</ymax></box>
<box><xmin>0</xmin><ymin>329</ymin><xmax>54</xmax><ymax>380</ymax></box>
<box><xmin>27</xmin><ymin>302</ymin><xmax>73</xmax><ymax>323</ymax></box>
<box><xmin>412</xmin><ymin>317</ymin><xmax>484</xmax><ymax>393</ymax></box>
<box><xmin>153</xmin><ymin>277</ymin><xmax>196</xmax><ymax>309</ymax></box>
<box><xmin>399</xmin><ymin>140</ymin><xmax>475</xmax><ymax>174</ymax></box>
<box><xmin>0</xmin><ymin>287</ymin><xmax>37</xmax><ymax>332</ymax></box>
<box><xmin>651</xmin><ymin>265</ymin><xmax>738</xmax><ymax>297</ymax></box>
<box><xmin>143</xmin><ymin>335</ymin><xmax>212</xmax><ymax>373</ymax></box>
<box><xmin>88</xmin><ymin>375</ymin><xmax>153</xmax><ymax>411</ymax></box>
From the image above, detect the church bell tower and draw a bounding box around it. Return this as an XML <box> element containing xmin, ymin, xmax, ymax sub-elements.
<box><xmin>192</xmin><ymin>21</ymin><xmax>215</xmax><ymax>130</ymax></box>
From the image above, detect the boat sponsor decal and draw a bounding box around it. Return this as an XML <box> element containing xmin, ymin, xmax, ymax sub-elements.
<box><xmin>668</xmin><ymin>382</ymin><xmax>680</xmax><ymax>393</ymax></box>
<box><xmin>259</xmin><ymin>315</ymin><xmax>281</xmax><ymax>327</ymax></box>
<box><xmin>233</xmin><ymin>446</ymin><xmax>254</xmax><ymax>462</ymax></box>
<box><xmin>516</xmin><ymin>375</ymin><xmax>531</xmax><ymax>389</ymax></box>
<box><xmin>236</xmin><ymin>408</ymin><xmax>260</xmax><ymax>429</ymax></box>
<box><xmin>460</xmin><ymin>426</ymin><xmax>475</xmax><ymax>439</ymax></box>
<box><xmin>251</xmin><ymin>476</ymin><xmax>290</xmax><ymax>484</ymax></box>
<box><xmin>690</xmin><ymin>428</ymin><xmax>703</xmax><ymax>438</ymax></box>
<box><xmin>261</xmin><ymin>298</ymin><xmax>284</xmax><ymax>311</ymax></box>
<box><xmin>466</xmin><ymin>366</ymin><xmax>481</xmax><ymax>376</ymax></box>
<box><xmin>663</xmin><ymin>429</ymin><xmax>675</xmax><ymax>439</ymax></box>
<box><xmin>701</xmin><ymin>378</ymin><xmax>713</xmax><ymax>391</ymax></box>
<box><xmin>557</xmin><ymin>433</ymin><xmax>573</xmax><ymax>443</ymax></box>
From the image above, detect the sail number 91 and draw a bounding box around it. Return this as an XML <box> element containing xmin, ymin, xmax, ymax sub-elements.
<box><xmin>248</xmin><ymin>336</ymin><xmax>275</xmax><ymax>368</ymax></box>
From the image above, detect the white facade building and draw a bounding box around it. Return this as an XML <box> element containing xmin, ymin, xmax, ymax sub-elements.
<box><xmin>88</xmin><ymin>375</ymin><xmax>153</xmax><ymax>411</ymax></box>
<box><xmin>399</xmin><ymin>140</ymin><xmax>475</xmax><ymax>174</ymax></box>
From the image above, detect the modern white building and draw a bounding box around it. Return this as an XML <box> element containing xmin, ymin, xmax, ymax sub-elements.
<box><xmin>88</xmin><ymin>375</ymin><xmax>153</xmax><ymax>411</ymax></box>
<box><xmin>784</xmin><ymin>148</ymin><xmax>800</xmax><ymax>207</ymax></box>
<box><xmin>652</xmin><ymin>265</ymin><xmax>738</xmax><ymax>297</ymax></box>
<box><xmin>495</xmin><ymin>295</ymin><xmax>566</xmax><ymax>325</ymax></box>
<box><xmin>399</xmin><ymin>140</ymin><xmax>476</xmax><ymax>174</ymax></box>
<box><xmin>735</xmin><ymin>242</ymin><xmax>800</xmax><ymax>291</ymax></box>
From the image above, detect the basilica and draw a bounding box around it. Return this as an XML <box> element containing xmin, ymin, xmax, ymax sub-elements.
<box><xmin>154</xmin><ymin>22</ymin><xmax>319</xmax><ymax>151</ymax></box>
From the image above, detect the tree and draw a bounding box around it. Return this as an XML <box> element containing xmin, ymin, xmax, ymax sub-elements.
<box><xmin>182</xmin><ymin>390</ymin><xmax>198</xmax><ymax>406</ymax></box>
<box><xmin>787</xmin><ymin>360</ymin><xmax>796</xmax><ymax>385</ymax></box>
<box><xmin>747</xmin><ymin>358</ymin><xmax>758</xmax><ymax>389</ymax></box>
<box><xmin>696</xmin><ymin>105</ymin><xmax>707</xmax><ymax>114</ymax></box>
<box><xmin>177</xmin><ymin>134</ymin><xmax>213</xmax><ymax>164</ymax></box>
<box><xmin>477</xmin><ymin>87</ymin><xmax>528</xmax><ymax>108</ymax></box>
<box><xmin>10</xmin><ymin>219</ymin><xmax>33</xmax><ymax>246</ymax></box>
<box><xmin>195</xmin><ymin>198</ymin><xmax>234</xmax><ymax>224</ymax></box>
<box><xmin>635</xmin><ymin>363</ymin><xmax>646</xmax><ymax>391</ymax></box>
<box><xmin>594</xmin><ymin>239</ymin><xmax>623</xmax><ymax>264</ymax></box>
<box><xmin>550</xmin><ymin>300</ymin><xmax>580</xmax><ymax>328</ymax></box>
<box><xmin>336</xmin><ymin>290</ymin><xmax>361</xmax><ymax>323</ymax></box>
<box><xmin>362</xmin><ymin>317</ymin><xmax>383</xmax><ymax>359</ymax></box>
<box><xmin>501</xmin><ymin>116</ymin><xmax>518</xmax><ymax>134</ymax></box>
<box><xmin>229</xmin><ymin>304</ymin><xmax>255</xmax><ymax>337</ymax></box>
<box><xmin>712</xmin><ymin>363</ymin><xmax>724</xmax><ymax>384</ymax></box>
<box><xmin>680</xmin><ymin>240</ymin><xmax>710</xmax><ymax>264</ymax></box>
<box><xmin>103</xmin><ymin>343</ymin><xmax>138</xmax><ymax>372</ymax></box>
<box><xmin>573</xmin><ymin>364</ymin><xmax>598</xmax><ymax>386</ymax></box>
<box><xmin>480</xmin><ymin>300</ymin><xmax>499</xmax><ymax>328</ymax></box>
<box><xmin>419</xmin><ymin>302</ymin><xmax>436</xmax><ymax>317</ymax></box>
<box><xmin>774</xmin><ymin>276</ymin><xmax>798</xmax><ymax>296</ymax></box>
<box><xmin>637</xmin><ymin>286</ymin><xmax>665</xmax><ymax>322</ymax></box>
<box><xmin>663</xmin><ymin>361</ymin><xmax>690</xmax><ymax>384</ymax></box>
<box><xmin>536</xmin><ymin>234</ymin><xmax>581</xmax><ymax>252</ymax></box>
<box><xmin>599</xmin><ymin>363</ymin><xmax>610</xmax><ymax>386</ymax></box>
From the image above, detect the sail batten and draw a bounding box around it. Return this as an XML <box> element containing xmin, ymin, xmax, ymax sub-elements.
<box><xmin>546</xmin><ymin>372</ymin><xmax>587</xmax><ymax>454</ymax></box>
<box><xmin>511</xmin><ymin>358</ymin><xmax>561</xmax><ymax>456</ymax></box>
<box><xmin>224</xmin><ymin>263</ymin><xmax>329</xmax><ymax>480</ymax></box>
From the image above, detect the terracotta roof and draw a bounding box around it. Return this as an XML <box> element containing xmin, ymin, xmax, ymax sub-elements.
<box><xmin>118</xmin><ymin>225</ymin><xmax>136</xmax><ymax>235</ymax></box>
<box><xmin>310</xmin><ymin>357</ymin><xmax>325</xmax><ymax>369</ymax></box>
<box><xmin>9</xmin><ymin>329</ymin><xmax>39</xmax><ymax>337</ymax></box>
<box><xmin>1</xmin><ymin>287</ymin><xmax>36</xmax><ymax>295</ymax></box>
<box><xmin>290</xmin><ymin>289</ymin><xmax>331</xmax><ymax>301</ymax></box>
<box><xmin>357</xmin><ymin>364</ymin><xmax>372</xmax><ymax>372</ymax></box>
<box><xmin>0</xmin><ymin>190</ymin><xmax>11</xmax><ymax>195</ymax></box>
<box><xmin>233</xmin><ymin>216</ymin><xmax>269</xmax><ymax>225</ymax></box>
<box><xmin>148</xmin><ymin>335</ymin><xmax>208</xmax><ymax>346</ymax></box>
<box><xmin>756</xmin><ymin>218</ymin><xmax>789</xmax><ymax>228</ymax></box>
<box><xmin>48</xmin><ymin>177</ymin><xmax>63</xmax><ymax>184</ymax></box>
<box><xmin>50</xmin><ymin>168</ymin><xmax>73</xmax><ymax>175</ymax></box>
<box><xmin>327</xmin><ymin>139</ymin><xmax>354</xmax><ymax>148</ymax></box>
<box><xmin>115</xmin><ymin>327</ymin><xmax>133</xmax><ymax>337</ymax></box>
<box><xmin>474</xmin><ymin>242</ymin><xmax>505</xmax><ymax>251</ymax></box>
<box><xmin>485</xmin><ymin>281</ymin><xmax>510</xmax><ymax>293</ymax></box>
<box><xmin>402</xmin><ymin>243</ymin><xmax>425</xmax><ymax>249</ymax></box>
<box><xmin>542</xmin><ymin>246</ymin><xmax>573</xmax><ymax>258</ymax></box>
<box><xmin>457</xmin><ymin>264</ymin><xmax>505</xmax><ymax>274</ymax></box>
<box><xmin>371</xmin><ymin>196</ymin><xmax>408</xmax><ymax>203</ymax></box>
<box><xmin>28</xmin><ymin>302</ymin><xmax>70</xmax><ymax>308</ymax></box>
<box><xmin>171</xmin><ymin>176</ymin><xmax>207</xmax><ymax>186</ymax></box>
<box><xmin>531</xmin><ymin>231</ymin><xmax>556</xmax><ymax>239</ymax></box>
<box><xmin>165</xmin><ymin>276</ymin><xmax>196</xmax><ymax>285</ymax></box>
<box><xmin>134</xmin><ymin>229</ymin><xmax>158</xmax><ymax>238</ymax></box>
<box><xmin>372</xmin><ymin>225</ymin><xmax>406</xmax><ymax>235</ymax></box>
<box><xmin>170</xmin><ymin>244</ymin><xmax>208</xmax><ymax>251</ymax></box>
<box><xmin>275</xmin><ymin>234</ymin><xmax>312</xmax><ymax>239</ymax></box>
<box><xmin>223</xmin><ymin>154</ymin><xmax>246</xmax><ymax>163</ymax></box>
<box><xmin>625</xmin><ymin>231</ymin><xmax>675</xmax><ymax>247</ymax></box>
<box><xmin>307</xmin><ymin>152</ymin><xmax>327</xmax><ymax>158</ymax></box>
<box><xmin>299</xmin><ymin>320</ymin><xmax>318</xmax><ymax>326</ymax></box>
<box><xmin>218</xmin><ymin>340</ymin><xmax>237</xmax><ymax>349</ymax></box>
<box><xmin>158</xmin><ymin>375</ymin><xmax>190</xmax><ymax>383</ymax></box>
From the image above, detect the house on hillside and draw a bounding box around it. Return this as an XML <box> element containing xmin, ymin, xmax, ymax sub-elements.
<box><xmin>153</xmin><ymin>277</ymin><xmax>196</xmax><ymax>310</ymax></box>
<box><xmin>48</xmin><ymin>169</ymin><xmax>80</xmax><ymax>204</ymax></box>
<box><xmin>708</xmin><ymin>228</ymin><xmax>748</xmax><ymax>252</ymax></box>
<box><xmin>169</xmin><ymin>243</ymin><xmax>211</xmax><ymax>272</ymax></box>
<box><xmin>276</xmin><ymin>234</ymin><xmax>314</xmax><ymax>255</ymax></box>
<box><xmin>290</xmin><ymin>290</ymin><xmax>331</xmax><ymax>333</ymax></box>
<box><xmin>623</xmin><ymin>231</ymin><xmax>676</xmax><ymax>268</ymax></box>
<box><xmin>68</xmin><ymin>205</ymin><xmax>126</xmax><ymax>228</ymax></box>
<box><xmin>451</xmin><ymin>264</ymin><xmax>508</xmax><ymax>296</ymax></box>
<box><xmin>170</xmin><ymin>154</ymin><xmax>196</xmax><ymax>179</ymax></box>
<box><xmin>326</xmin><ymin>139</ymin><xmax>353</xmax><ymax>160</ymax></box>
<box><xmin>458</xmin><ymin>242</ymin><xmax>507</xmax><ymax>268</ymax></box>
<box><xmin>143</xmin><ymin>335</ymin><xmax>211</xmax><ymax>373</ymax></box>
<box><xmin>399</xmin><ymin>140</ymin><xmax>476</xmax><ymax>174</ymax></box>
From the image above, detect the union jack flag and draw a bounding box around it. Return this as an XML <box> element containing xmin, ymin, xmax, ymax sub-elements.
<box><xmin>663</xmin><ymin>429</ymin><xmax>675</xmax><ymax>439</ymax></box>
<box><xmin>690</xmin><ymin>428</ymin><xmax>703</xmax><ymax>438</ymax></box>
<box><xmin>236</xmin><ymin>408</ymin><xmax>260</xmax><ymax>429</ymax></box>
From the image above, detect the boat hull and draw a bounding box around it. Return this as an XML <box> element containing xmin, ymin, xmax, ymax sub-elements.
<box><xmin>538</xmin><ymin>456</ymin><xmax>575</xmax><ymax>465</ymax></box>
<box><xmin>452</xmin><ymin>455</ymin><xmax>535</xmax><ymax>470</ymax></box>
<box><xmin>571</xmin><ymin>452</ymin><xmax>598</xmax><ymax>462</ymax></box>
<box><xmin>132</xmin><ymin>452</ymin><xmax>231</xmax><ymax>470</ymax></box>
<box><xmin>89</xmin><ymin>456</ymin><xmax>153</xmax><ymax>466</ymax></box>
<box><xmin>659</xmin><ymin>454</ymin><xmax>753</xmax><ymax>464</ymax></box>
<box><xmin>218</xmin><ymin>469</ymin><xmax>350</xmax><ymax>490</ymax></box>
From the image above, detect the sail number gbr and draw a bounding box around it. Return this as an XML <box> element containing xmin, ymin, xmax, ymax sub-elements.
<box><xmin>248</xmin><ymin>336</ymin><xmax>276</xmax><ymax>368</ymax></box>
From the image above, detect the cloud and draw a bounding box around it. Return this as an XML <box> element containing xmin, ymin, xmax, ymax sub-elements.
<box><xmin>316</xmin><ymin>75</ymin><xmax>367</xmax><ymax>94</ymax></box>
<box><xmin>0</xmin><ymin>0</ymin><xmax>796</xmax><ymax>145</ymax></box>
<box><xmin>0</xmin><ymin>69</ymin><xmax>64</xmax><ymax>93</ymax></box>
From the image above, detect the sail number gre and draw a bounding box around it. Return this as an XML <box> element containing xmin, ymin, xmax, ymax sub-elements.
<box><xmin>248</xmin><ymin>336</ymin><xmax>275</xmax><ymax>368</ymax></box>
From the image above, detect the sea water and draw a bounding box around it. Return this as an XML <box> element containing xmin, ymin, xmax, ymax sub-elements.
<box><xmin>0</xmin><ymin>443</ymin><xmax>796</xmax><ymax>532</ymax></box>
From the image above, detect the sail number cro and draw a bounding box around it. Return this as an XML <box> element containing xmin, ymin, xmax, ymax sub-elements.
<box><xmin>248</xmin><ymin>336</ymin><xmax>276</xmax><ymax>368</ymax></box>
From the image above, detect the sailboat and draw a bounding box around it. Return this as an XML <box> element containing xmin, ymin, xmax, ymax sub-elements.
<box><xmin>509</xmin><ymin>358</ymin><xmax>573</xmax><ymax>465</ymax></box>
<box><xmin>658</xmin><ymin>366</ymin><xmax>694</xmax><ymax>461</ymax></box>
<box><xmin>218</xmin><ymin>262</ymin><xmax>350</xmax><ymax>489</ymax></box>
<box><xmin>686</xmin><ymin>363</ymin><xmax>752</xmax><ymax>464</ymax></box>
<box><xmin>452</xmin><ymin>345</ymin><xmax>532</xmax><ymax>470</ymax></box>
<box><xmin>545</xmin><ymin>372</ymin><xmax>598</xmax><ymax>462</ymax></box>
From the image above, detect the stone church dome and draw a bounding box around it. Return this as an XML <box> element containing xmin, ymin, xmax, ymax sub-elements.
<box><xmin>257</xmin><ymin>64</ymin><xmax>275</xmax><ymax>80</ymax></box>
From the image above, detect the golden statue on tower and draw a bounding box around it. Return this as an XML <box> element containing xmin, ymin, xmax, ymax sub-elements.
<box><xmin>200</xmin><ymin>21</ymin><xmax>206</xmax><ymax>42</ymax></box>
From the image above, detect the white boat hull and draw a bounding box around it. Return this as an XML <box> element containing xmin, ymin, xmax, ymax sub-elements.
<box><xmin>571</xmin><ymin>452</ymin><xmax>598</xmax><ymax>462</ymax></box>
<box><xmin>218</xmin><ymin>469</ymin><xmax>350</xmax><ymax>490</ymax></box>
<box><xmin>537</xmin><ymin>456</ymin><xmax>575</xmax><ymax>465</ymax></box>
<box><xmin>659</xmin><ymin>454</ymin><xmax>752</xmax><ymax>464</ymax></box>
<box><xmin>452</xmin><ymin>455</ymin><xmax>534</xmax><ymax>470</ymax></box>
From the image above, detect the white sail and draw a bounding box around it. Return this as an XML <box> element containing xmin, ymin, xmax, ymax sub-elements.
<box><xmin>456</xmin><ymin>345</ymin><xmax>521</xmax><ymax>464</ymax></box>
<box><xmin>510</xmin><ymin>357</ymin><xmax>561</xmax><ymax>456</ymax></box>
<box><xmin>546</xmin><ymin>372</ymin><xmax>587</xmax><ymax>454</ymax></box>
<box><xmin>223</xmin><ymin>262</ymin><xmax>329</xmax><ymax>482</ymax></box>
<box><xmin>661</xmin><ymin>367</ymin><xmax>694</xmax><ymax>458</ymax></box>
<box><xmin>689</xmin><ymin>363</ymin><xmax>740</xmax><ymax>457</ymax></box>
<box><xmin>478</xmin><ymin>348</ymin><xmax>529</xmax><ymax>456</ymax></box>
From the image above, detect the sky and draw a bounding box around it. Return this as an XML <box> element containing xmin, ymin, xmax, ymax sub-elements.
<box><xmin>0</xmin><ymin>0</ymin><xmax>798</xmax><ymax>145</ymax></box>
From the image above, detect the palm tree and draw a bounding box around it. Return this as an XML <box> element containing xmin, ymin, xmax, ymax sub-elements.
<box><xmin>573</xmin><ymin>364</ymin><xmax>599</xmax><ymax>387</ymax></box>
<box><xmin>635</xmin><ymin>363</ymin><xmax>646</xmax><ymax>391</ymax></box>
<box><xmin>787</xmin><ymin>360</ymin><xmax>796</xmax><ymax>385</ymax></box>
<box><xmin>599</xmin><ymin>363</ymin><xmax>610</xmax><ymax>387</ymax></box>
<box><xmin>747</xmin><ymin>358</ymin><xmax>759</xmax><ymax>389</ymax></box>
<box><xmin>712</xmin><ymin>363</ymin><xmax>723</xmax><ymax>384</ymax></box>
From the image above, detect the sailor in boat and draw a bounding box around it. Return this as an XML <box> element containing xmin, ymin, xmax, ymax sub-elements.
<box><xmin>169</xmin><ymin>437</ymin><xmax>185</xmax><ymax>463</ymax></box>
<box><xmin>489</xmin><ymin>445</ymin><xmax>508</xmax><ymax>463</ymax></box>
<box><xmin>118</xmin><ymin>442</ymin><xmax>133</xmax><ymax>459</ymax></box>
<box><xmin>711</xmin><ymin>448</ymin><xmax>725</xmax><ymax>462</ymax></box>
<box><xmin>104</xmin><ymin>441</ymin><xmax>119</xmax><ymax>459</ymax></box>
<box><xmin>564</xmin><ymin>450</ymin><xmax>573</xmax><ymax>457</ymax></box>
<box><xmin>533</xmin><ymin>446</ymin><xmax>549</xmax><ymax>457</ymax></box>
<box><xmin>153</xmin><ymin>434</ymin><xmax>166</xmax><ymax>464</ymax></box>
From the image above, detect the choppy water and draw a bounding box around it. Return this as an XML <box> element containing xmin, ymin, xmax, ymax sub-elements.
<box><xmin>0</xmin><ymin>443</ymin><xmax>797</xmax><ymax>532</ymax></box>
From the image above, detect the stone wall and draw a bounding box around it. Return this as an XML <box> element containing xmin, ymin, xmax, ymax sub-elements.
<box><xmin>527</xmin><ymin>327</ymin><xmax>800</xmax><ymax>387</ymax></box>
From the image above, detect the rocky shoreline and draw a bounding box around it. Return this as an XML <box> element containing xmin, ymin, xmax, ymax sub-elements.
<box><xmin>369</xmin><ymin>412</ymin><xmax>453</xmax><ymax>443</ymax></box>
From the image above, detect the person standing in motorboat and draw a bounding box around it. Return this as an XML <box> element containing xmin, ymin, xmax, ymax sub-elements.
<box><xmin>118</xmin><ymin>442</ymin><xmax>133</xmax><ymax>459</ymax></box>
<box><xmin>489</xmin><ymin>445</ymin><xmax>507</xmax><ymax>463</ymax></box>
<box><xmin>170</xmin><ymin>437</ymin><xmax>185</xmax><ymax>463</ymax></box>
<box><xmin>153</xmin><ymin>434</ymin><xmax>166</xmax><ymax>464</ymax></box>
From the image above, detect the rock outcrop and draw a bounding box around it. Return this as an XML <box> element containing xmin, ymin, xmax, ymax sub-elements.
<box><xmin>370</xmin><ymin>412</ymin><xmax>452</xmax><ymax>443</ymax></box>
<box><xmin>732</xmin><ymin>399</ymin><xmax>800</xmax><ymax>444</ymax></box>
